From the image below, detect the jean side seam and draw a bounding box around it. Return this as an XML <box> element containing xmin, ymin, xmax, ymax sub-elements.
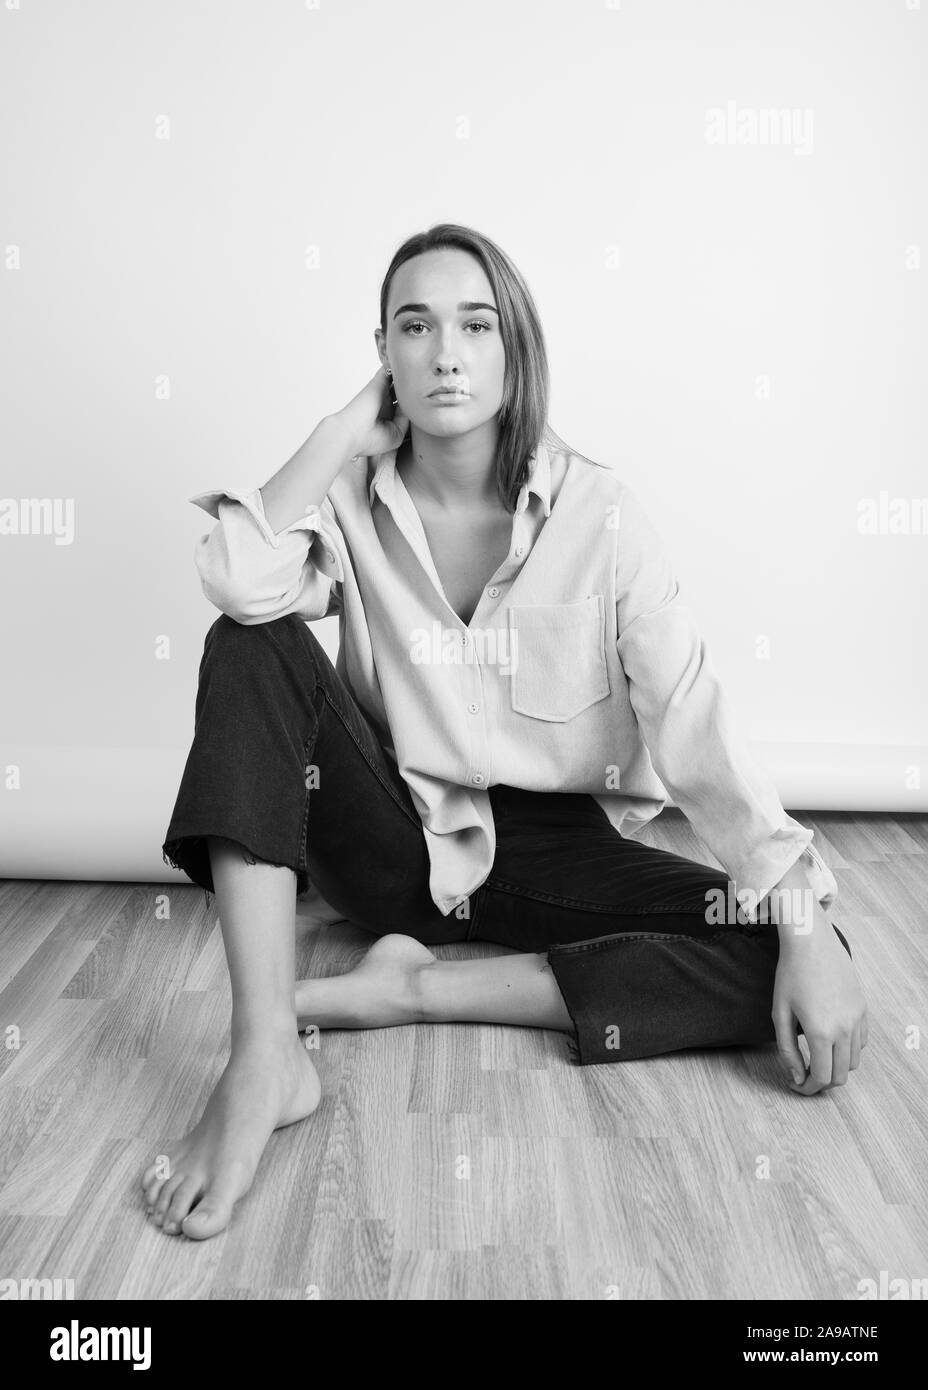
<box><xmin>544</xmin><ymin>956</ymin><xmax>583</xmax><ymax>1064</ymax></box>
<box><xmin>317</xmin><ymin>686</ymin><xmax>422</xmax><ymax>830</ymax></box>
<box><xmin>260</xmin><ymin>617</ymin><xmax>421</xmax><ymax>858</ymax></box>
<box><xmin>296</xmin><ymin>726</ymin><xmax>315</xmax><ymax>873</ymax></box>
<box><xmin>481</xmin><ymin>875</ymin><xmax>709</xmax><ymax>918</ymax></box>
<box><xmin>547</xmin><ymin>927</ymin><xmax>746</xmax><ymax>956</ymax></box>
<box><xmin>265</xmin><ymin>615</ymin><xmax>419</xmax><ymax>829</ymax></box>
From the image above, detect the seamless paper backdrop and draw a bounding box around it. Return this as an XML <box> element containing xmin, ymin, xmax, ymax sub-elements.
<box><xmin>1</xmin><ymin>0</ymin><xmax>926</xmax><ymax>886</ymax></box>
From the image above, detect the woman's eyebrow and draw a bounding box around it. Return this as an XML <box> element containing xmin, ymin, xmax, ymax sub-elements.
<box><xmin>392</xmin><ymin>301</ymin><xmax>499</xmax><ymax>319</ymax></box>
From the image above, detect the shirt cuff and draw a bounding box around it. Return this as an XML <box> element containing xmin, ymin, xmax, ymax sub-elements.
<box><xmin>189</xmin><ymin>487</ymin><xmax>344</xmax><ymax>580</ymax></box>
<box><xmin>734</xmin><ymin>834</ymin><xmax>838</xmax><ymax>922</ymax></box>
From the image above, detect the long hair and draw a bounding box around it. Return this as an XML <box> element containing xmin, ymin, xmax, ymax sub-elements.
<box><xmin>379</xmin><ymin>223</ymin><xmax>602</xmax><ymax>512</ymax></box>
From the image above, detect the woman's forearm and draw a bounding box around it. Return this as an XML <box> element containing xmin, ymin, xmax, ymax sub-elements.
<box><xmin>767</xmin><ymin>857</ymin><xmax>823</xmax><ymax>947</ymax></box>
<box><xmin>259</xmin><ymin>414</ymin><xmax>358</xmax><ymax>535</ymax></box>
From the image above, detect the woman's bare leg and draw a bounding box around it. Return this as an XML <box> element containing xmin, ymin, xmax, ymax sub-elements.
<box><xmin>295</xmin><ymin>933</ymin><xmax>573</xmax><ymax>1033</ymax></box>
<box><xmin>141</xmin><ymin>836</ymin><xmax>321</xmax><ymax>1240</ymax></box>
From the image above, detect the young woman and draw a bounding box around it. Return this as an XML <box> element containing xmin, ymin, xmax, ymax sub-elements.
<box><xmin>152</xmin><ymin>223</ymin><xmax>867</xmax><ymax>1241</ymax></box>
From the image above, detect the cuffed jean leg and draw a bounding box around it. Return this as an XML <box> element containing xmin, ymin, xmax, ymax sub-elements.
<box><xmin>547</xmin><ymin>921</ymin><xmax>851</xmax><ymax>1065</ymax></box>
<box><xmin>468</xmin><ymin>786</ymin><xmax>851</xmax><ymax>1065</ymax></box>
<box><xmin>161</xmin><ymin>614</ymin><xmax>467</xmax><ymax>946</ymax></box>
<box><xmin>547</xmin><ymin>926</ymin><xmax>778</xmax><ymax>1063</ymax></box>
<box><xmin>547</xmin><ymin>917</ymin><xmax>852</xmax><ymax>1065</ymax></box>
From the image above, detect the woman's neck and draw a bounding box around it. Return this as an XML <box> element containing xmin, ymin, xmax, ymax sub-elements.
<box><xmin>397</xmin><ymin>426</ymin><xmax>501</xmax><ymax>510</ymax></box>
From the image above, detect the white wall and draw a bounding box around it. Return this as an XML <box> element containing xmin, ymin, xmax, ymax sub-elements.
<box><xmin>1</xmin><ymin>0</ymin><xmax>926</xmax><ymax>886</ymax></box>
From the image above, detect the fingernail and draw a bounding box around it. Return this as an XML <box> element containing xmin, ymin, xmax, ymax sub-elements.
<box><xmin>792</xmin><ymin>1072</ymin><xmax>803</xmax><ymax>1085</ymax></box>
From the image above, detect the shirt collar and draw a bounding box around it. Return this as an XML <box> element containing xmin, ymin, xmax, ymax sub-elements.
<box><xmin>367</xmin><ymin>438</ymin><xmax>551</xmax><ymax>518</ymax></box>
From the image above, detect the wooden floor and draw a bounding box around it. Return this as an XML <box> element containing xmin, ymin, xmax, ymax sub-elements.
<box><xmin>0</xmin><ymin>809</ymin><xmax>926</xmax><ymax>1301</ymax></box>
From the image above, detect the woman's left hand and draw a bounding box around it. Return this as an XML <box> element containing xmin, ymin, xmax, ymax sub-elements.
<box><xmin>772</xmin><ymin>909</ymin><xmax>868</xmax><ymax>1095</ymax></box>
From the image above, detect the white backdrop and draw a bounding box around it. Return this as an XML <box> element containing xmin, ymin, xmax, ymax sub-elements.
<box><xmin>1</xmin><ymin>0</ymin><xmax>926</xmax><ymax>886</ymax></box>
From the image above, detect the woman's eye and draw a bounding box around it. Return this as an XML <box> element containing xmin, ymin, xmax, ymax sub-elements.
<box><xmin>401</xmin><ymin>320</ymin><xmax>492</xmax><ymax>335</ymax></box>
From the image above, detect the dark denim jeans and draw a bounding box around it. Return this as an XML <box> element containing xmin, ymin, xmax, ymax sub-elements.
<box><xmin>162</xmin><ymin>614</ymin><xmax>850</xmax><ymax>1066</ymax></box>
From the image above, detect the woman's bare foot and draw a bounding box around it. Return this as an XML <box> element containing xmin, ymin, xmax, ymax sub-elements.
<box><xmin>295</xmin><ymin>933</ymin><xmax>437</xmax><ymax>1030</ymax></box>
<box><xmin>140</xmin><ymin>1031</ymin><xmax>321</xmax><ymax>1240</ymax></box>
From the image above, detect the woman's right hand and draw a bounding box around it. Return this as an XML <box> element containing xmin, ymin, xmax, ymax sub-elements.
<box><xmin>329</xmin><ymin>367</ymin><xmax>409</xmax><ymax>461</ymax></box>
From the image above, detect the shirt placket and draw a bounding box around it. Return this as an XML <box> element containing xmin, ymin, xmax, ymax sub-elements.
<box><xmin>460</xmin><ymin>491</ymin><xmax>535</xmax><ymax>789</ymax></box>
<box><xmin>377</xmin><ymin>472</ymin><xmax>533</xmax><ymax>796</ymax></box>
<box><xmin>373</xmin><ymin>475</ymin><xmax>486</xmax><ymax>792</ymax></box>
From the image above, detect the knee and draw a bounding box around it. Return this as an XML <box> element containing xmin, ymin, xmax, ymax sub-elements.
<box><xmin>204</xmin><ymin>611</ymin><xmax>300</xmax><ymax>653</ymax></box>
<box><xmin>202</xmin><ymin>611</ymin><xmax>325</xmax><ymax>681</ymax></box>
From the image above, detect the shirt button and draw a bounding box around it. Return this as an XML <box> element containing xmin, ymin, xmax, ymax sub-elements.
<box><xmin>468</xmin><ymin>702</ymin><xmax>479</xmax><ymax>714</ymax></box>
<box><xmin>460</xmin><ymin>632</ymin><xmax>468</xmax><ymax>644</ymax></box>
<box><xmin>488</xmin><ymin>586</ymin><xmax>500</xmax><ymax>598</ymax></box>
<box><xmin>514</xmin><ymin>546</ymin><xmax>524</xmax><ymax>557</ymax></box>
<box><xmin>472</xmin><ymin>772</ymin><xmax>485</xmax><ymax>785</ymax></box>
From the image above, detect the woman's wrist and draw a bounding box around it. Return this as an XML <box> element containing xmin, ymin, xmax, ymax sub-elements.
<box><xmin>320</xmin><ymin>411</ymin><xmax>363</xmax><ymax>460</ymax></box>
<box><xmin>766</xmin><ymin>858</ymin><xmax>825</xmax><ymax>949</ymax></box>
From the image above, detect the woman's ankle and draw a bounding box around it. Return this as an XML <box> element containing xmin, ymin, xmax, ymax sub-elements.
<box><xmin>413</xmin><ymin>958</ymin><xmax>445</xmax><ymax>1023</ymax></box>
<box><xmin>229</xmin><ymin>1013</ymin><xmax>300</xmax><ymax>1052</ymax></box>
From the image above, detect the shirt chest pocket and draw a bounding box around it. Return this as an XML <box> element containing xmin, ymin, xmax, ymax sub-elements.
<box><xmin>507</xmin><ymin>595</ymin><xmax>611</xmax><ymax>722</ymax></box>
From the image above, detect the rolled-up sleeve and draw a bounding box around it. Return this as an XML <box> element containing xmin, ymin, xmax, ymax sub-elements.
<box><xmin>188</xmin><ymin>486</ymin><xmax>345</xmax><ymax>625</ymax></box>
<box><xmin>614</xmin><ymin>484</ymin><xmax>838</xmax><ymax>918</ymax></box>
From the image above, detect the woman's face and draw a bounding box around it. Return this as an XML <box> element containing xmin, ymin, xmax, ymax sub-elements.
<box><xmin>378</xmin><ymin>248</ymin><xmax>506</xmax><ymax>440</ymax></box>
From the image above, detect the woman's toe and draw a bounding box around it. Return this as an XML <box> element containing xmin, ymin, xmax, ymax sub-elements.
<box><xmin>181</xmin><ymin>1175</ymin><xmax>243</xmax><ymax>1240</ymax></box>
<box><xmin>181</xmin><ymin>1200</ymin><xmax>232</xmax><ymax>1240</ymax></box>
<box><xmin>143</xmin><ymin>1176</ymin><xmax>168</xmax><ymax>1212</ymax></box>
<box><xmin>154</xmin><ymin>1168</ymin><xmax>191</xmax><ymax>1223</ymax></box>
<box><xmin>163</xmin><ymin>1177</ymin><xmax>203</xmax><ymax>1235</ymax></box>
<box><xmin>141</xmin><ymin>1153</ymin><xmax>174</xmax><ymax>1189</ymax></box>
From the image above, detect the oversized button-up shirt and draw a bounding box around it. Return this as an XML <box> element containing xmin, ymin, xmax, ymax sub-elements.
<box><xmin>188</xmin><ymin>435</ymin><xmax>838</xmax><ymax>920</ymax></box>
